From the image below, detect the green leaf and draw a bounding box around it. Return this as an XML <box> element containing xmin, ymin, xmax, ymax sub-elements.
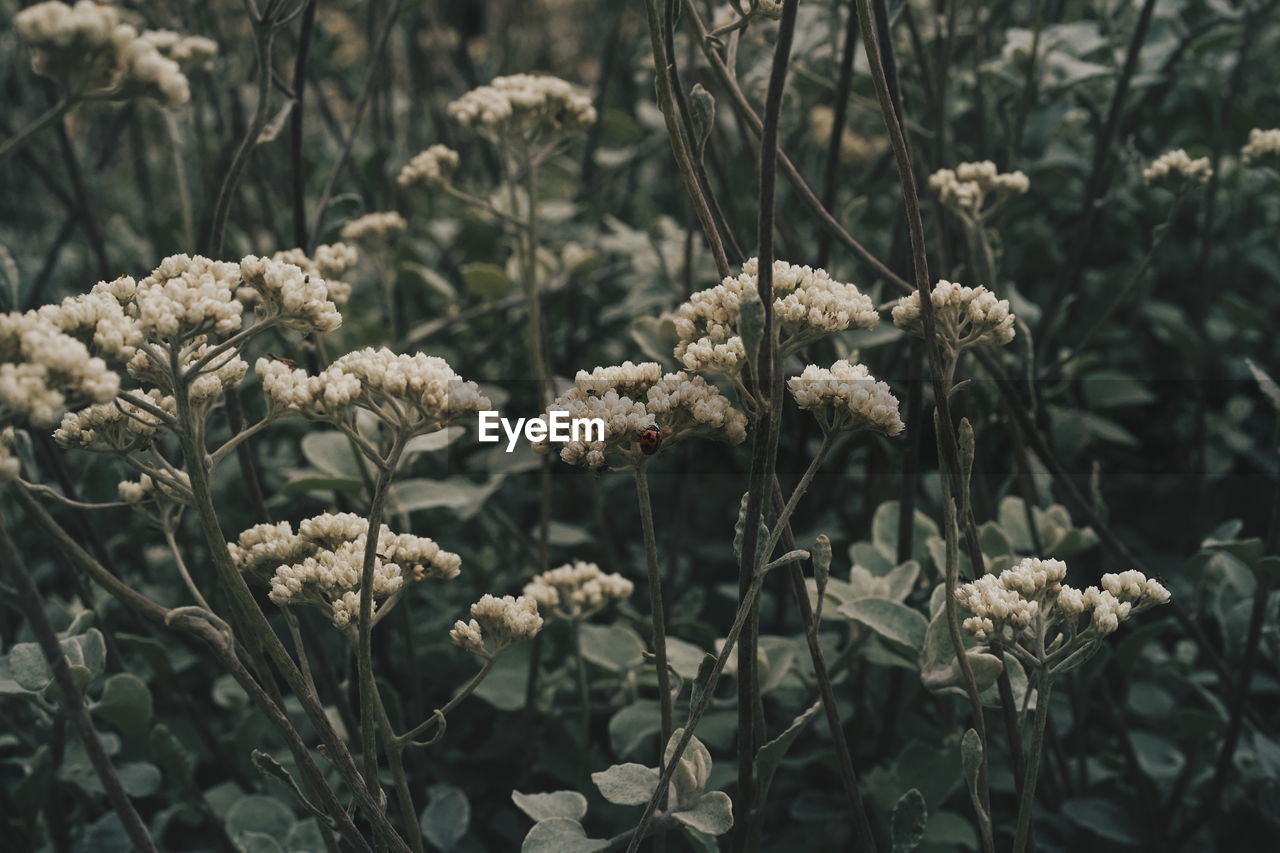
<box><xmin>961</xmin><ymin>729</ymin><xmax>986</xmax><ymax>824</ymax></box>
<box><xmin>664</xmin><ymin>729</ymin><xmax>712</xmax><ymax>808</ymax></box>
<box><xmin>94</xmin><ymin>673</ymin><xmax>153</xmax><ymax>738</ymax></box>
<box><xmin>461</xmin><ymin>262</ymin><xmax>511</xmax><ymax>299</ymax></box>
<box><xmin>8</xmin><ymin>643</ymin><xmax>51</xmax><ymax>692</ymax></box>
<box><xmin>672</xmin><ymin>791</ymin><xmax>734</xmax><ymax>836</ymax></box>
<box><xmin>871</xmin><ymin>501</ymin><xmax>940</xmax><ymax>565</ymax></box>
<box><xmin>474</xmin><ymin>642</ymin><xmax>531</xmax><ymax>711</ymax></box>
<box><xmin>520</xmin><ymin>818</ymin><xmax>608</xmax><ymax>852</ymax></box>
<box><xmin>891</xmin><ymin>789</ymin><xmax>927</xmax><ymax>853</ymax></box>
<box><xmin>923</xmin><ymin>811</ymin><xmax>978</xmax><ymax>849</ymax></box>
<box><xmin>117</xmin><ymin>761</ymin><xmax>161</xmax><ymax>798</ymax></box>
<box><xmin>225</xmin><ymin>795</ymin><xmax>296</xmax><ymax>842</ymax></box>
<box><xmin>1062</xmin><ymin>797</ymin><xmax>1140</xmax><ymax>844</ymax></box>
<box><xmin>73</xmin><ymin>629</ymin><xmax>106</xmax><ymax>680</ymax></box>
<box><xmin>150</xmin><ymin>725</ymin><xmax>195</xmax><ymax>787</ymax></box>
<box><xmin>511</xmin><ymin>790</ymin><xmax>589</xmax><ymax>822</ymax></box>
<box><xmin>629</xmin><ymin>316</ymin><xmax>680</xmax><ymax>366</ymax></box>
<box><xmin>404</xmin><ymin>426</ymin><xmax>465</xmax><ymax>457</ymax></box>
<box><xmin>609</xmin><ymin>700</ymin><xmax>662</xmax><ymax>758</ymax></box>
<box><xmin>755</xmin><ymin>701</ymin><xmax>820</xmax><ymax>801</ymax></box>
<box><xmin>578</xmin><ymin>623</ymin><xmax>646</xmax><ymax>672</ymax></box>
<box><xmin>391</xmin><ymin>476</ymin><xmax>503</xmax><ymax>520</ymax></box>
<box><xmin>280</xmin><ymin>475</ymin><xmax>363</xmax><ymax>497</ymax></box>
<box><xmin>420</xmin><ymin>784</ymin><xmax>470</xmax><ymax>851</ymax></box>
<box><xmin>840</xmin><ymin>598</ymin><xmax>928</xmax><ymax>655</ymax></box>
<box><xmin>591</xmin><ymin>763</ymin><xmax>659</xmax><ymax>806</ymax></box>
<box><xmin>300</xmin><ymin>431</ymin><xmax>363</xmax><ymax>478</ymax></box>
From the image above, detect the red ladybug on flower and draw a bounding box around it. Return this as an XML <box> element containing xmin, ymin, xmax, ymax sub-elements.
<box><xmin>638</xmin><ymin>425</ymin><xmax>662</xmax><ymax>455</ymax></box>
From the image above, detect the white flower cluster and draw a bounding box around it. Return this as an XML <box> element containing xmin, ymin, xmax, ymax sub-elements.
<box><xmin>237</xmin><ymin>256</ymin><xmax>342</xmax><ymax>333</ymax></box>
<box><xmin>929</xmin><ymin>161</ymin><xmax>1029</xmax><ymax>213</ymax></box>
<box><xmin>139</xmin><ymin>29</ymin><xmax>218</xmax><ymax>74</ymax></box>
<box><xmin>1242</xmin><ymin>128</ymin><xmax>1280</xmax><ymax>168</ymax></box>
<box><xmin>398</xmin><ymin>145</ymin><xmax>461</xmax><ymax>188</ymax></box>
<box><xmin>534</xmin><ymin>362</ymin><xmax>747</xmax><ymax>468</ymax></box>
<box><xmin>523</xmin><ymin>561</ymin><xmax>634</xmax><ymax>621</ymax></box>
<box><xmin>133</xmin><ymin>254</ymin><xmax>243</xmax><ymax>341</ymax></box>
<box><xmin>257</xmin><ymin>348</ymin><xmax>490</xmax><ymax>437</ymax></box>
<box><xmin>787</xmin><ymin>360</ymin><xmax>905</xmax><ymax>436</ymax></box>
<box><xmin>0</xmin><ymin>310</ymin><xmax>119</xmax><ymax>428</ymax></box>
<box><xmin>269</xmin><ymin>244</ymin><xmax>359</xmax><ymax>307</ymax></box>
<box><xmin>229</xmin><ymin>512</ymin><xmax>461</xmax><ymax>628</ymax></box>
<box><xmin>37</xmin><ymin>277</ymin><xmax>142</xmax><ymax>363</ymax></box>
<box><xmin>340</xmin><ymin>211</ymin><xmax>407</xmax><ymax>246</ymax></box>
<box><xmin>15</xmin><ymin>2</ymin><xmax>191</xmax><ymax>106</ymax></box>
<box><xmin>450</xmin><ymin>594</ymin><xmax>544</xmax><ymax>658</ymax></box>
<box><xmin>956</xmin><ymin>558</ymin><xmax>1170</xmax><ymax>647</ymax></box>
<box><xmin>891</xmin><ymin>280</ymin><xmax>1015</xmax><ymax>350</ymax></box>
<box><xmin>674</xmin><ymin>258</ymin><xmax>878</xmax><ymax>374</ymax></box>
<box><xmin>53</xmin><ymin>389</ymin><xmax>174</xmax><ymax>452</ymax></box>
<box><xmin>1143</xmin><ymin>149</ymin><xmax>1212</xmax><ymax>188</ymax></box>
<box><xmin>447</xmin><ymin>74</ymin><xmax>596</xmax><ymax>144</ymax></box>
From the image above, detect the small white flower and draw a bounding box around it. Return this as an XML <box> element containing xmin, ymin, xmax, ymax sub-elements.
<box><xmin>523</xmin><ymin>561</ymin><xmax>633</xmax><ymax>621</ymax></box>
<box><xmin>1241</xmin><ymin>128</ymin><xmax>1280</xmax><ymax>168</ymax></box>
<box><xmin>398</xmin><ymin>145</ymin><xmax>461</xmax><ymax>188</ymax></box>
<box><xmin>929</xmin><ymin>161</ymin><xmax>1029</xmax><ymax>214</ymax></box>
<box><xmin>787</xmin><ymin>360</ymin><xmax>905</xmax><ymax>436</ymax></box>
<box><xmin>447</xmin><ymin>74</ymin><xmax>595</xmax><ymax>144</ymax></box>
<box><xmin>451</xmin><ymin>594</ymin><xmax>544</xmax><ymax>657</ymax></box>
<box><xmin>340</xmin><ymin>212</ymin><xmax>407</xmax><ymax>246</ymax></box>
<box><xmin>891</xmin><ymin>280</ymin><xmax>1015</xmax><ymax>350</ymax></box>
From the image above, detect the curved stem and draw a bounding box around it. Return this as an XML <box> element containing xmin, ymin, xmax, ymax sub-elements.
<box><xmin>398</xmin><ymin>656</ymin><xmax>499</xmax><ymax>745</ymax></box>
<box><xmin>163</xmin><ymin>520</ymin><xmax>214</xmax><ymax>611</ymax></box>
<box><xmin>756</xmin><ymin>432</ymin><xmax>834</xmax><ymax>566</ymax></box>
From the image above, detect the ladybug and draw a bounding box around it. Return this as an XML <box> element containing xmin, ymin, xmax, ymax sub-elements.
<box><xmin>639</xmin><ymin>425</ymin><xmax>663</xmax><ymax>455</ymax></box>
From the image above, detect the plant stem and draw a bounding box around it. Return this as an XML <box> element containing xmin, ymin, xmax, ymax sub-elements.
<box><xmin>572</xmin><ymin>619</ymin><xmax>592</xmax><ymax>778</ymax></box>
<box><xmin>0</xmin><ymin>97</ymin><xmax>71</xmax><ymax>167</ymax></box>
<box><xmin>357</xmin><ymin>435</ymin><xmax>407</xmax><ymax>807</ymax></box>
<box><xmin>641</xmin><ymin>0</ymin><xmax>731</xmax><ymax>277</ymax></box>
<box><xmin>634</xmin><ymin>463</ymin><xmax>674</xmax><ymax>768</ymax></box>
<box><xmin>398</xmin><ymin>656</ymin><xmax>499</xmax><ymax>745</ymax></box>
<box><xmin>1012</xmin><ymin>671</ymin><xmax>1053</xmax><ymax>853</ymax></box>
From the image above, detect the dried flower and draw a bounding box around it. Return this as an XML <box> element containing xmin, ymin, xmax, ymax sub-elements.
<box><xmin>0</xmin><ymin>311</ymin><xmax>120</xmax><ymax>428</ymax></box>
<box><xmin>534</xmin><ymin>362</ymin><xmax>747</xmax><ymax>468</ymax></box>
<box><xmin>16</xmin><ymin>2</ymin><xmax>190</xmax><ymax>106</ymax></box>
<box><xmin>1241</xmin><ymin>128</ymin><xmax>1280</xmax><ymax>168</ymax></box>
<box><xmin>1143</xmin><ymin>149</ymin><xmax>1212</xmax><ymax>189</ymax></box>
<box><xmin>269</xmin><ymin>244</ymin><xmax>359</xmax><ymax>307</ymax></box>
<box><xmin>340</xmin><ymin>211</ymin><xmax>407</xmax><ymax>247</ymax></box>
<box><xmin>447</xmin><ymin>74</ymin><xmax>595</xmax><ymax>145</ymax></box>
<box><xmin>398</xmin><ymin>145</ymin><xmax>461</xmax><ymax>188</ymax></box>
<box><xmin>139</xmin><ymin>29</ymin><xmax>218</xmax><ymax>74</ymax></box>
<box><xmin>788</xmin><ymin>360</ymin><xmax>905</xmax><ymax>436</ymax></box>
<box><xmin>450</xmin><ymin>594</ymin><xmax>544</xmax><ymax>658</ymax></box>
<box><xmin>237</xmin><ymin>256</ymin><xmax>342</xmax><ymax>333</ymax></box>
<box><xmin>675</xmin><ymin>258</ymin><xmax>877</xmax><ymax>374</ymax></box>
<box><xmin>891</xmin><ymin>280</ymin><xmax>1015</xmax><ymax>351</ymax></box>
<box><xmin>524</xmin><ymin>561</ymin><xmax>633</xmax><ymax>621</ymax></box>
<box><xmin>230</xmin><ymin>512</ymin><xmax>460</xmax><ymax>629</ymax></box>
<box><xmin>53</xmin><ymin>389</ymin><xmax>174</xmax><ymax>452</ymax></box>
<box><xmin>929</xmin><ymin>161</ymin><xmax>1029</xmax><ymax>214</ymax></box>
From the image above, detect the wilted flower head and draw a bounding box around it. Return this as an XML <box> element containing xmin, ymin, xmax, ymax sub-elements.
<box><xmin>929</xmin><ymin>161</ymin><xmax>1029</xmax><ymax>214</ymax></box>
<box><xmin>788</xmin><ymin>360</ymin><xmax>904</xmax><ymax>436</ymax></box>
<box><xmin>534</xmin><ymin>362</ymin><xmax>747</xmax><ymax>468</ymax></box>
<box><xmin>450</xmin><ymin>594</ymin><xmax>544</xmax><ymax>658</ymax></box>
<box><xmin>399</xmin><ymin>145</ymin><xmax>461</xmax><ymax>188</ymax></box>
<box><xmin>447</xmin><ymin>74</ymin><xmax>595</xmax><ymax>145</ymax></box>
<box><xmin>15</xmin><ymin>2</ymin><xmax>190</xmax><ymax>106</ymax></box>
<box><xmin>891</xmin><ymin>280</ymin><xmax>1015</xmax><ymax>351</ymax></box>
<box><xmin>523</xmin><ymin>561</ymin><xmax>633</xmax><ymax>621</ymax></box>
<box><xmin>674</xmin><ymin>258</ymin><xmax>877</xmax><ymax>374</ymax></box>
<box><xmin>116</xmin><ymin>470</ymin><xmax>191</xmax><ymax>508</ymax></box>
<box><xmin>1241</xmin><ymin>128</ymin><xmax>1280</xmax><ymax>169</ymax></box>
<box><xmin>1143</xmin><ymin>149</ymin><xmax>1212</xmax><ymax>189</ymax></box>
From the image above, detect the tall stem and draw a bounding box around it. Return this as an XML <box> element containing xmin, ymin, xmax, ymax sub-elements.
<box><xmin>357</xmin><ymin>437</ymin><xmax>407</xmax><ymax>806</ymax></box>
<box><xmin>1012</xmin><ymin>672</ymin><xmax>1054</xmax><ymax>853</ymax></box>
<box><xmin>634</xmin><ymin>463</ymin><xmax>673</xmax><ymax>768</ymax></box>
<box><xmin>572</xmin><ymin>619</ymin><xmax>592</xmax><ymax>778</ymax></box>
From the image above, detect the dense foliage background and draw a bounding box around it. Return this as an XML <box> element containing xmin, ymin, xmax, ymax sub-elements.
<box><xmin>2</xmin><ymin>1</ymin><xmax>1279</xmax><ymax>851</ymax></box>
